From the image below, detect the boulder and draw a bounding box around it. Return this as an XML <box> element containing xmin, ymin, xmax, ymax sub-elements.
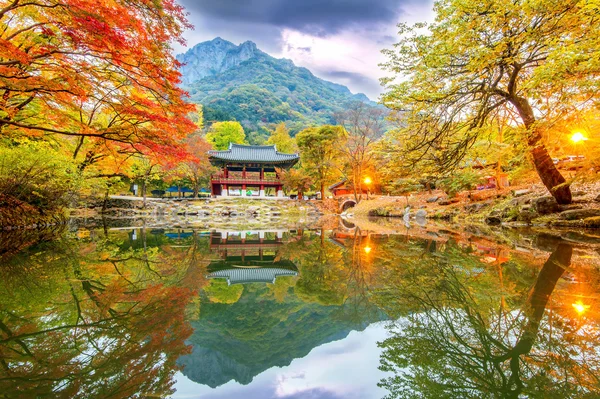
<box><xmin>415</xmin><ymin>209</ymin><xmax>427</xmax><ymax>218</ymax></box>
<box><xmin>426</xmin><ymin>196</ymin><xmax>440</xmax><ymax>203</ymax></box>
<box><xmin>534</xmin><ymin>196</ymin><xmax>560</xmax><ymax>215</ymax></box>
<box><xmin>595</xmin><ymin>194</ymin><xmax>600</xmax><ymax>203</ymax></box>
<box><xmin>560</xmin><ymin>209</ymin><xmax>600</xmax><ymax>220</ymax></box>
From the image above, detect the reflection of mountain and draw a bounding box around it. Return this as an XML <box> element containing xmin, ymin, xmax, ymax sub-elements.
<box><xmin>178</xmin><ymin>285</ymin><xmax>380</xmax><ymax>388</ymax></box>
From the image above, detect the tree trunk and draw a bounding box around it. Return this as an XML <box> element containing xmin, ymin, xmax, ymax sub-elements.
<box><xmin>142</xmin><ymin>179</ymin><xmax>147</xmax><ymax>208</ymax></box>
<box><xmin>511</xmin><ymin>96</ymin><xmax>572</xmax><ymax>204</ymax></box>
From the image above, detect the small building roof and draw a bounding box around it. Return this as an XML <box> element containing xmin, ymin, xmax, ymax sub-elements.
<box><xmin>329</xmin><ymin>179</ymin><xmax>348</xmax><ymax>190</ymax></box>
<box><xmin>208</xmin><ymin>143</ymin><xmax>299</xmax><ymax>166</ymax></box>
<box><xmin>207</xmin><ymin>268</ymin><xmax>298</xmax><ymax>285</ymax></box>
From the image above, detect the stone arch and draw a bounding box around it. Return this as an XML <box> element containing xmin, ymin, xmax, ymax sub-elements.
<box><xmin>340</xmin><ymin>200</ymin><xmax>357</xmax><ymax>213</ymax></box>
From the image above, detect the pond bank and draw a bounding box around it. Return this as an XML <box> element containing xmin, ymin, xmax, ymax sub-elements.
<box><xmin>69</xmin><ymin>197</ymin><xmax>324</xmax><ymax>231</ymax></box>
<box><xmin>344</xmin><ymin>182</ymin><xmax>600</xmax><ymax>229</ymax></box>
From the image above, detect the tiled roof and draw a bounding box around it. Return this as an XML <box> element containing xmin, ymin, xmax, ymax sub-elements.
<box><xmin>207</xmin><ymin>268</ymin><xmax>298</xmax><ymax>285</ymax></box>
<box><xmin>208</xmin><ymin>144</ymin><xmax>299</xmax><ymax>164</ymax></box>
<box><xmin>328</xmin><ymin>179</ymin><xmax>348</xmax><ymax>190</ymax></box>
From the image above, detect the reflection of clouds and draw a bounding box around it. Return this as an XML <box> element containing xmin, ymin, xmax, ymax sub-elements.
<box><xmin>317</xmin><ymin>339</ymin><xmax>362</xmax><ymax>356</ymax></box>
<box><xmin>172</xmin><ymin>323</ymin><xmax>390</xmax><ymax>399</ymax></box>
<box><xmin>277</xmin><ymin>387</ymin><xmax>345</xmax><ymax>399</ymax></box>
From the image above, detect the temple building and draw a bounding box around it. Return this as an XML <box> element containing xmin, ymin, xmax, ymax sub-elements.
<box><xmin>208</xmin><ymin>144</ymin><xmax>299</xmax><ymax>197</ymax></box>
<box><xmin>206</xmin><ymin>230</ymin><xmax>299</xmax><ymax>285</ymax></box>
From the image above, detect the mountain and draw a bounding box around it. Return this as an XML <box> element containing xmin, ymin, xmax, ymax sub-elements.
<box><xmin>177</xmin><ymin>284</ymin><xmax>382</xmax><ymax>388</ymax></box>
<box><xmin>176</xmin><ymin>37</ymin><xmax>376</xmax><ymax>140</ymax></box>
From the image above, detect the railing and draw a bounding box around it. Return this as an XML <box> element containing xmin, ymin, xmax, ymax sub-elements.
<box><xmin>211</xmin><ymin>175</ymin><xmax>282</xmax><ymax>185</ymax></box>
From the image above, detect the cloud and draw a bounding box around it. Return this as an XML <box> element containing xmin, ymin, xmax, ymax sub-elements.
<box><xmin>179</xmin><ymin>0</ymin><xmax>405</xmax><ymax>36</ymax></box>
<box><xmin>174</xmin><ymin>0</ymin><xmax>435</xmax><ymax>100</ymax></box>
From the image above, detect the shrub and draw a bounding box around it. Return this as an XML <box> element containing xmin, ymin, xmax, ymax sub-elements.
<box><xmin>438</xmin><ymin>170</ymin><xmax>484</xmax><ymax>198</ymax></box>
<box><xmin>0</xmin><ymin>141</ymin><xmax>80</xmax><ymax>212</ymax></box>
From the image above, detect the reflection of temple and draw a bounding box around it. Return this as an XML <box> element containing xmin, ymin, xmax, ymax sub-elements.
<box><xmin>207</xmin><ymin>230</ymin><xmax>298</xmax><ymax>285</ymax></box>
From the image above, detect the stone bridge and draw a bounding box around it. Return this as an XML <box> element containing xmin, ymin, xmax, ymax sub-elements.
<box><xmin>335</xmin><ymin>195</ymin><xmax>358</xmax><ymax>213</ymax></box>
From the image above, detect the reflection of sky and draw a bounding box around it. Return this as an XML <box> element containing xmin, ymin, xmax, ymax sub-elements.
<box><xmin>170</xmin><ymin>322</ymin><xmax>390</xmax><ymax>399</ymax></box>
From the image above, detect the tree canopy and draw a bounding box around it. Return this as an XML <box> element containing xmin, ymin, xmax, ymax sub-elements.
<box><xmin>296</xmin><ymin>125</ymin><xmax>345</xmax><ymax>196</ymax></box>
<box><xmin>266</xmin><ymin>123</ymin><xmax>298</xmax><ymax>154</ymax></box>
<box><xmin>205</xmin><ymin>121</ymin><xmax>246</xmax><ymax>150</ymax></box>
<box><xmin>0</xmin><ymin>0</ymin><xmax>196</xmax><ymax>166</ymax></box>
<box><xmin>381</xmin><ymin>0</ymin><xmax>600</xmax><ymax>204</ymax></box>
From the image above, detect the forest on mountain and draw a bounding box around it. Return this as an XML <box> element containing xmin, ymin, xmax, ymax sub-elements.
<box><xmin>179</xmin><ymin>38</ymin><xmax>374</xmax><ymax>140</ymax></box>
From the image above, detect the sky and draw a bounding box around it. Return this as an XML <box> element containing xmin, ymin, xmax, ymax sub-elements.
<box><xmin>172</xmin><ymin>322</ymin><xmax>390</xmax><ymax>399</ymax></box>
<box><xmin>174</xmin><ymin>0</ymin><xmax>435</xmax><ymax>100</ymax></box>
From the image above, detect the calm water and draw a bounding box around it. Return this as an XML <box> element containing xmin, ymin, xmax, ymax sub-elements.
<box><xmin>1</xmin><ymin>219</ymin><xmax>599</xmax><ymax>398</ymax></box>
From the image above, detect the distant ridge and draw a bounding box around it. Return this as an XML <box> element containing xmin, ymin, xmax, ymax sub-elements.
<box><xmin>176</xmin><ymin>38</ymin><xmax>377</xmax><ymax>140</ymax></box>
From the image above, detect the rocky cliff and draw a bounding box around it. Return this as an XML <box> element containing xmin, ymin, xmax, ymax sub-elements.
<box><xmin>175</xmin><ymin>38</ymin><xmax>380</xmax><ymax>138</ymax></box>
<box><xmin>176</xmin><ymin>38</ymin><xmax>260</xmax><ymax>85</ymax></box>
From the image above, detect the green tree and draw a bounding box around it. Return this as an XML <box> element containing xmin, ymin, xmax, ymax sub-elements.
<box><xmin>381</xmin><ymin>0</ymin><xmax>600</xmax><ymax>204</ymax></box>
<box><xmin>296</xmin><ymin>125</ymin><xmax>345</xmax><ymax>196</ymax></box>
<box><xmin>266</xmin><ymin>123</ymin><xmax>298</xmax><ymax>154</ymax></box>
<box><xmin>205</xmin><ymin>121</ymin><xmax>246</xmax><ymax>150</ymax></box>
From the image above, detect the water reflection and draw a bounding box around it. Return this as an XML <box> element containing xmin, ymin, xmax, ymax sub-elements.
<box><xmin>377</xmin><ymin>235</ymin><xmax>600</xmax><ymax>398</ymax></box>
<box><xmin>0</xmin><ymin>230</ymin><xmax>194</xmax><ymax>398</ymax></box>
<box><xmin>1</xmin><ymin>221</ymin><xmax>599</xmax><ymax>398</ymax></box>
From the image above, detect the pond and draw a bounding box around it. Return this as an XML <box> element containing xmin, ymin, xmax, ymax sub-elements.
<box><xmin>1</xmin><ymin>219</ymin><xmax>599</xmax><ymax>398</ymax></box>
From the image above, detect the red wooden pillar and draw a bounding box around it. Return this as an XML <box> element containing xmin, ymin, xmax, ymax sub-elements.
<box><xmin>224</xmin><ymin>166</ymin><xmax>228</xmax><ymax>178</ymax></box>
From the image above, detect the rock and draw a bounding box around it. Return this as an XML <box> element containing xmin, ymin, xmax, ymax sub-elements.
<box><xmin>560</xmin><ymin>209</ymin><xmax>600</xmax><ymax>220</ymax></box>
<box><xmin>595</xmin><ymin>194</ymin><xmax>600</xmax><ymax>203</ymax></box>
<box><xmin>572</xmin><ymin>190</ymin><xmax>586</xmax><ymax>196</ymax></box>
<box><xmin>485</xmin><ymin>216</ymin><xmax>502</xmax><ymax>225</ymax></box>
<box><xmin>583</xmin><ymin>217</ymin><xmax>600</xmax><ymax>228</ymax></box>
<box><xmin>558</xmin><ymin>204</ymin><xmax>584</xmax><ymax>212</ymax></box>
<box><xmin>534</xmin><ymin>196</ymin><xmax>560</xmax><ymax>215</ymax></box>
<box><xmin>426</xmin><ymin>196</ymin><xmax>439</xmax><ymax>203</ymax></box>
<box><xmin>464</xmin><ymin>203</ymin><xmax>485</xmax><ymax>213</ymax></box>
<box><xmin>512</xmin><ymin>189</ymin><xmax>531</xmax><ymax>197</ymax></box>
<box><xmin>517</xmin><ymin>211</ymin><xmax>536</xmax><ymax>223</ymax></box>
<box><xmin>415</xmin><ymin>209</ymin><xmax>427</xmax><ymax>218</ymax></box>
<box><xmin>403</xmin><ymin>208</ymin><xmax>411</xmax><ymax>222</ymax></box>
<box><xmin>439</xmin><ymin>198</ymin><xmax>459</xmax><ymax>206</ymax></box>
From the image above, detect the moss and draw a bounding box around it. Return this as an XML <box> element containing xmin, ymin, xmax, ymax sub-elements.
<box><xmin>583</xmin><ymin>217</ymin><xmax>600</xmax><ymax>228</ymax></box>
<box><xmin>368</xmin><ymin>208</ymin><xmax>391</xmax><ymax>217</ymax></box>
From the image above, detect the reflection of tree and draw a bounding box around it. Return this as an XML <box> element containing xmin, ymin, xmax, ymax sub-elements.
<box><xmin>286</xmin><ymin>229</ymin><xmax>347</xmax><ymax>306</ymax></box>
<box><xmin>0</xmin><ymin>233</ymin><xmax>194</xmax><ymax>398</ymax></box>
<box><xmin>378</xmin><ymin>240</ymin><xmax>600</xmax><ymax>398</ymax></box>
<box><xmin>335</xmin><ymin>228</ymin><xmax>381</xmax><ymax>324</ymax></box>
